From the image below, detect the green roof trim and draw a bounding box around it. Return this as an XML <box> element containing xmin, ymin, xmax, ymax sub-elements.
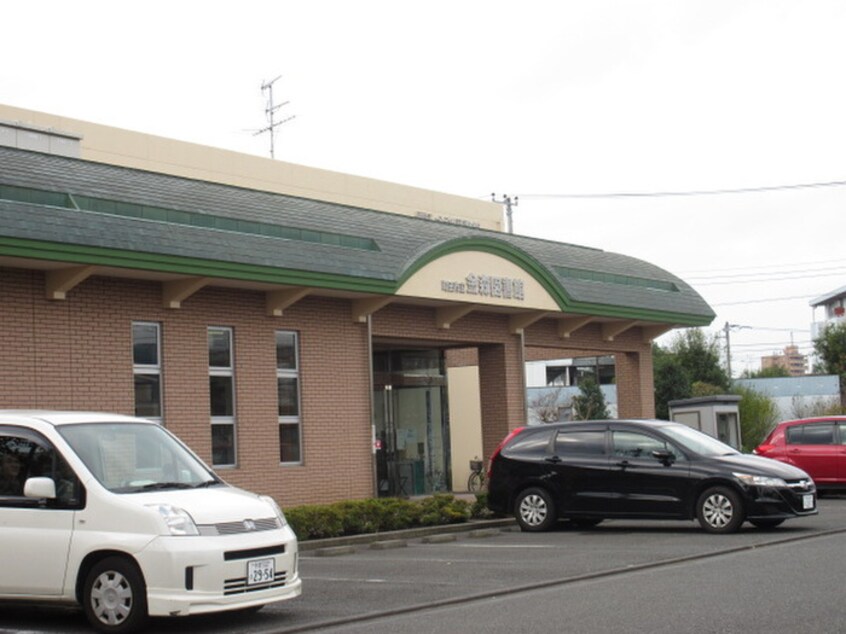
<box><xmin>554</xmin><ymin>265</ymin><xmax>680</xmax><ymax>292</ymax></box>
<box><xmin>0</xmin><ymin>183</ymin><xmax>380</xmax><ymax>252</ymax></box>
<box><xmin>399</xmin><ymin>237</ymin><xmax>712</xmax><ymax>326</ymax></box>
<box><xmin>0</xmin><ymin>236</ymin><xmax>395</xmax><ymax>294</ymax></box>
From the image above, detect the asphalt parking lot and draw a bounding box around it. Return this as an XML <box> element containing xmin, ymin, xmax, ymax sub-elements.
<box><xmin>4</xmin><ymin>495</ymin><xmax>842</xmax><ymax>634</ymax></box>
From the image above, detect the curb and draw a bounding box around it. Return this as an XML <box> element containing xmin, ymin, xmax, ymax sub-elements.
<box><xmin>298</xmin><ymin>517</ymin><xmax>516</xmax><ymax>553</ymax></box>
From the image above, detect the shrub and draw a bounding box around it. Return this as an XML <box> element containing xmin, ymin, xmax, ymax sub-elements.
<box><xmin>285</xmin><ymin>504</ymin><xmax>344</xmax><ymax>540</ymax></box>
<box><xmin>284</xmin><ymin>494</ymin><xmax>473</xmax><ymax>541</ymax></box>
<box><xmin>417</xmin><ymin>493</ymin><xmax>471</xmax><ymax>526</ymax></box>
<box><xmin>733</xmin><ymin>385</ymin><xmax>779</xmax><ymax>452</ymax></box>
<box><xmin>470</xmin><ymin>493</ymin><xmax>494</xmax><ymax>519</ymax></box>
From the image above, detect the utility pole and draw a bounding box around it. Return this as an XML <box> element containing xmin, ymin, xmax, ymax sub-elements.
<box><xmin>491</xmin><ymin>194</ymin><xmax>518</xmax><ymax>234</ymax></box>
<box><xmin>255</xmin><ymin>76</ymin><xmax>295</xmax><ymax>159</ymax></box>
<box><xmin>723</xmin><ymin>321</ymin><xmax>751</xmax><ymax>380</ymax></box>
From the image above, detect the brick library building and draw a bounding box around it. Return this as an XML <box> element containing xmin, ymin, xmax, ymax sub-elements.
<box><xmin>0</xmin><ymin>105</ymin><xmax>714</xmax><ymax>507</ymax></box>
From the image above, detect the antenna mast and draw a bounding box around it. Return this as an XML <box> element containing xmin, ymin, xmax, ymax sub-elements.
<box><xmin>255</xmin><ymin>76</ymin><xmax>295</xmax><ymax>159</ymax></box>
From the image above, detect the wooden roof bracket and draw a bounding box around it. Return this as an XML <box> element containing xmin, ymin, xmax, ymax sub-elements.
<box><xmin>45</xmin><ymin>265</ymin><xmax>97</xmax><ymax>300</ymax></box>
<box><xmin>435</xmin><ymin>304</ymin><xmax>477</xmax><ymax>329</ymax></box>
<box><xmin>509</xmin><ymin>311</ymin><xmax>549</xmax><ymax>335</ymax></box>
<box><xmin>352</xmin><ymin>296</ymin><xmax>393</xmax><ymax>323</ymax></box>
<box><xmin>557</xmin><ymin>316</ymin><xmax>594</xmax><ymax>339</ymax></box>
<box><xmin>163</xmin><ymin>277</ymin><xmax>211</xmax><ymax>309</ymax></box>
<box><xmin>267</xmin><ymin>288</ymin><xmax>312</xmax><ymax>317</ymax></box>
<box><xmin>602</xmin><ymin>320</ymin><xmax>638</xmax><ymax>342</ymax></box>
<box><xmin>641</xmin><ymin>324</ymin><xmax>674</xmax><ymax>342</ymax></box>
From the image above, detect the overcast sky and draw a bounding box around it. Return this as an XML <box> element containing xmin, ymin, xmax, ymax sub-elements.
<box><xmin>4</xmin><ymin>1</ymin><xmax>846</xmax><ymax>375</ymax></box>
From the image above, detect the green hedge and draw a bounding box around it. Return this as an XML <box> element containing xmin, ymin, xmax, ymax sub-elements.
<box><xmin>285</xmin><ymin>493</ymin><xmax>490</xmax><ymax>541</ymax></box>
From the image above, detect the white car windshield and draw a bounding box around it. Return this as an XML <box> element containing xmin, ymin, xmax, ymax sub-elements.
<box><xmin>659</xmin><ymin>424</ymin><xmax>740</xmax><ymax>457</ymax></box>
<box><xmin>58</xmin><ymin>423</ymin><xmax>220</xmax><ymax>493</ymax></box>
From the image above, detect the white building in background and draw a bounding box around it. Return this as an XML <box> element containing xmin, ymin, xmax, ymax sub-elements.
<box><xmin>810</xmin><ymin>284</ymin><xmax>846</xmax><ymax>340</ymax></box>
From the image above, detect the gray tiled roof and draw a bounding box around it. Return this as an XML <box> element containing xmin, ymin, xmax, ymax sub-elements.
<box><xmin>0</xmin><ymin>146</ymin><xmax>714</xmax><ymax>323</ymax></box>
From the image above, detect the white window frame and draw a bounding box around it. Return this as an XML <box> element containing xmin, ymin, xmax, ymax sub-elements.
<box><xmin>209</xmin><ymin>326</ymin><xmax>236</xmax><ymax>468</ymax></box>
<box><xmin>276</xmin><ymin>330</ymin><xmax>302</xmax><ymax>465</ymax></box>
<box><xmin>132</xmin><ymin>321</ymin><xmax>162</xmax><ymax>423</ymax></box>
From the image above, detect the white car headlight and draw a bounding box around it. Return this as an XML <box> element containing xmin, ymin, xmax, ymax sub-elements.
<box><xmin>260</xmin><ymin>495</ymin><xmax>288</xmax><ymax>527</ymax></box>
<box><xmin>149</xmin><ymin>503</ymin><xmax>199</xmax><ymax>536</ymax></box>
<box><xmin>733</xmin><ymin>473</ymin><xmax>787</xmax><ymax>488</ymax></box>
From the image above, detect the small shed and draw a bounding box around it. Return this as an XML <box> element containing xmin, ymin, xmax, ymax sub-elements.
<box><xmin>668</xmin><ymin>395</ymin><xmax>742</xmax><ymax>449</ymax></box>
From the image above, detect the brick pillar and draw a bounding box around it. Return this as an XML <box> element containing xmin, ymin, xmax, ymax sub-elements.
<box><xmin>478</xmin><ymin>338</ymin><xmax>525</xmax><ymax>457</ymax></box>
<box><xmin>615</xmin><ymin>349</ymin><xmax>656</xmax><ymax>419</ymax></box>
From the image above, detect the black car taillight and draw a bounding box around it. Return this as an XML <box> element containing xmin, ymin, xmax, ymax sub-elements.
<box><xmin>488</xmin><ymin>426</ymin><xmax>526</xmax><ymax>478</ymax></box>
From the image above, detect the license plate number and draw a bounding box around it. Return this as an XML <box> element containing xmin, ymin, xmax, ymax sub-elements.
<box><xmin>247</xmin><ymin>558</ymin><xmax>275</xmax><ymax>586</ymax></box>
<box><xmin>803</xmin><ymin>494</ymin><xmax>814</xmax><ymax>510</ymax></box>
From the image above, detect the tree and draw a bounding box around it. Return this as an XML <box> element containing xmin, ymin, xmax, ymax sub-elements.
<box><xmin>734</xmin><ymin>386</ymin><xmax>779</xmax><ymax>452</ymax></box>
<box><xmin>813</xmin><ymin>321</ymin><xmax>846</xmax><ymax>406</ymax></box>
<box><xmin>528</xmin><ymin>388</ymin><xmax>563</xmax><ymax>423</ymax></box>
<box><xmin>653</xmin><ymin>345</ymin><xmax>690</xmax><ymax>419</ymax></box>
<box><xmin>670</xmin><ymin>329</ymin><xmax>730</xmax><ymax>391</ymax></box>
<box><xmin>653</xmin><ymin>329</ymin><xmax>730</xmax><ymax>419</ymax></box>
<box><xmin>741</xmin><ymin>366</ymin><xmax>790</xmax><ymax>379</ymax></box>
<box><xmin>571</xmin><ymin>378</ymin><xmax>610</xmax><ymax>420</ymax></box>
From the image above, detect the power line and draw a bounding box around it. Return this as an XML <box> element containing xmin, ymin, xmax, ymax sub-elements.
<box><xmin>695</xmin><ymin>269</ymin><xmax>846</xmax><ymax>286</ymax></box>
<box><xmin>711</xmin><ymin>295</ymin><xmax>814</xmax><ymax>306</ymax></box>
<box><xmin>677</xmin><ymin>257</ymin><xmax>846</xmax><ymax>276</ymax></box>
<box><xmin>685</xmin><ymin>264</ymin><xmax>846</xmax><ymax>282</ymax></box>
<box><xmin>518</xmin><ymin>178</ymin><xmax>846</xmax><ymax>200</ymax></box>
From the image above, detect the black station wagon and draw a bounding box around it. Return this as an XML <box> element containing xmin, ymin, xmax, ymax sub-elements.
<box><xmin>487</xmin><ymin>420</ymin><xmax>818</xmax><ymax>534</ymax></box>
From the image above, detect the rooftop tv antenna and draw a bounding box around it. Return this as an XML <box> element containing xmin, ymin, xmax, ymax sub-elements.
<box><xmin>255</xmin><ymin>76</ymin><xmax>295</xmax><ymax>159</ymax></box>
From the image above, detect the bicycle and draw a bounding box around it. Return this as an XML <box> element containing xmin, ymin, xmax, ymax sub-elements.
<box><xmin>467</xmin><ymin>458</ymin><xmax>486</xmax><ymax>492</ymax></box>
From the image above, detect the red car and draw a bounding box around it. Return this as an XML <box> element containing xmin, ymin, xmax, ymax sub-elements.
<box><xmin>754</xmin><ymin>417</ymin><xmax>846</xmax><ymax>492</ymax></box>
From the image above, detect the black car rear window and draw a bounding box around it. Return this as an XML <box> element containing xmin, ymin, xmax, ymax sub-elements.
<box><xmin>554</xmin><ymin>430</ymin><xmax>606</xmax><ymax>456</ymax></box>
<box><xmin>506</xmin><ymin>429</ymin><xmax>554</xmax><ymax>454</ymax></box>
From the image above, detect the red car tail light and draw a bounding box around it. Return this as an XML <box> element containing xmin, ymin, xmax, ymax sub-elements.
<box><xmin>754</xmin><ymin>444</ymin><xmax>775</xmax><ymax>456</ymax></box>
<box><xmin>487</xmin><ymin>426</ymin><xmax>525</xmax><ymax>478</ymax></box>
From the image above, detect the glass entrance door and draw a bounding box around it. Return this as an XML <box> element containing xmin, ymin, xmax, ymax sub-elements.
<box><xmin>373</xmin><ymin>350</ymin><xmax>450</xmax><ymax>497</ymax></box>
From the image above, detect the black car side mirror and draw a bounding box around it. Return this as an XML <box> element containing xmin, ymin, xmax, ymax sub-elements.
<box><xmin>652</xmin><ymin>450</ymin><xmax>675</xmax><ymax>466</ymax></box>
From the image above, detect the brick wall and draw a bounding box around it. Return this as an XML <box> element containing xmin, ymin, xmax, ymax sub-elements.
<box><xmin>0</xmin><ymin>267</ymin><xmax>373</xmax><ymax>507</ymax></box>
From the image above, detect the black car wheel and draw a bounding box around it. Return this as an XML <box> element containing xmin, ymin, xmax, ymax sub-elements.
<box><xmin>748</xmin><ymin>517</ymin><xmax>785</xmax><ymax>529</ymax></box>
<box><xmin>83</xmin><ymin>556</ymin><xmax>149</xmax><ymax>634</ymax></box>
<box><xmin>697</xmin><ymin>486</ymin><xmax>744</xmax><ymax>534</ymax></box>
<box><xmin>515</xmin><ymin>487</ymin><xmax>556</xmax><ymax>532</ymax></box>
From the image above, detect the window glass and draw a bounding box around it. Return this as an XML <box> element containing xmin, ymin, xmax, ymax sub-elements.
<box><xmin>786</xmin><ymin>426</ymin><xmax>803</xmax><ymax>444</ymax></box>
<box><xmin>506</xmin><ymin>429</ymin><xmax>553</xmax><ymax>454</ymax></box>
<box><xmin>799</xmin><ymin>423</ymin><xmax>835</xmax><ymax>445</ymax></box>
<box><xmin>132</xmin><ymin>322</ymin><xmax>162</xmax><ymax>420</ymax></box>
<box><xmin>208</xmin><ymin>328</ymin><xmax>232</xmax><ymax>368</ymax></box>
<box><xmin>276</xmin><ymin>331</ymin><xmax>297</xmax><ymax>370</ymax></box>
<box><xmin>554</xmin><ymin>430</ymin><xmax>606</xmax><ymax>455</ymax></box>
<box><xmin>132</xmin><ymin>323</ymin><xmax>159</xmax><ymax>366</ymax></box>
<box><xmin>838</xmin><ymin>423</ymin><xmax>846</xmax><ymax>446</ymax></box>
<box><xmin>134</xmin><ymin>374</ymin><xmax>161</xmax><ymax>418</ymax></box>
<box><xmin>208</xmin><ymin>327</ymin><xmax>235</xmax><ymax>467</ymax></box>
<box><xmin>209</xmin><ymin>375</ymin><xmax>234</xmax><ymax>417</ymax></box>
<box><xmin>277</xmin><ymin>377</ymin><xmax>299</xmax><ymax>417</ymax></box>
<box><xmin>0</xmin><ymin>433</ymin><xmax>82</xmax><ymax>508</ymax></box>
<box><xmin>612</xmin><ymin>431</ymin><xmax>677</xmax><ymax>460</ymax></box>
<box><xmin>279</xmin><ymin>424</ymin><xmax>301</xmax><ymax>463</ymax></box>
<box><xmin>60</xmin><ymin>423</ymin><xmax>216</xmax><ymax>493</ymax></box>
<box><xmin>276</xmin><ymin>331</ymin><xmax>302</xmax><ymax>464</ymax></box>
<box><xmin>211</xmin><ymin>424</ymin><xmax>236</xmax><ymax>467</ymax></box>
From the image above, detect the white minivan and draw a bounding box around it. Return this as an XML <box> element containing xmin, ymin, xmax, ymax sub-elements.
<box><xmin>0</xmin><ymin>411</ymin><xmax>301</xmax><ymax>633</ymax></box>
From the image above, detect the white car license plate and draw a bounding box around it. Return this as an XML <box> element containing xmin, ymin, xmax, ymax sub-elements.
<box><xmin>247</xmin><ymin>558</ymin><xmax>275</xmax><ymax>586</ymax></box>
<box><xmin>803</xmin><ymin>494</ymin><xmax>814</xmax><ymax>510</ymax></box>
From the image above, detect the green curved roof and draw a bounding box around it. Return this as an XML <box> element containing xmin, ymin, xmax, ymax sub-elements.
<box><xmin>0</xmin><ymin>146</ymin><xmax>714</xmax><ymax>325</ymax></box>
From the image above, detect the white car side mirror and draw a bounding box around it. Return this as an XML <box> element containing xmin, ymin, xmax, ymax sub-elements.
<box><xmin>24</xmin><ymin>477</ymin><xmax>57</xmax><ymax>499</ymax></box>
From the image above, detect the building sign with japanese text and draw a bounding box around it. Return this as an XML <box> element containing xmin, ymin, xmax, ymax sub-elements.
<box><xmin>440</xmin><ymin>274</ymin><xmax>525</xmax><ymax>301</ymax></box>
